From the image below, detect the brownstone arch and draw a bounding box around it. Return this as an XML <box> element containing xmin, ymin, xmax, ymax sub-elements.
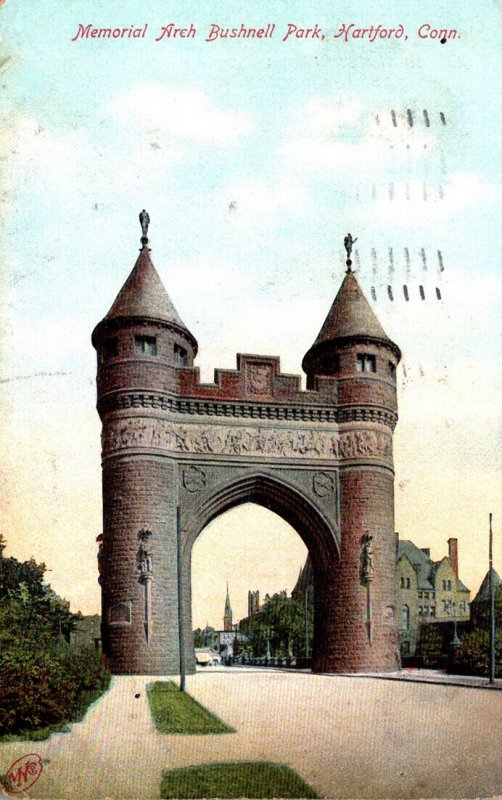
<box><xmin>92</xmin><ymin>215</ymin><xmax>401</xmax><ymax>675</ymax></box>
<box><xmin>180</xmin><ymin>471</ymin><xmax>339</xmax><ymax>673</ymax></box>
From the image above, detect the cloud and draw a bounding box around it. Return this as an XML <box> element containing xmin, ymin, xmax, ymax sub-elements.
<box><xmin>221</xmin><ymin>178</ymin><xmax>312</xmax><ymax>226</ymax></box>
<box><xmin>283</xmin><ymin>100</ymin><xmax>435</xmax><ymax>172</ymax></box>
<box><xmin>109</xmin><ymin>84</ymin><xmax>253</xmax><ymax>143</ymax></box>
<box><xmin>8</xmin><ymin>117</ymin><xmax>95</xmax><ymax>192</ymax></box>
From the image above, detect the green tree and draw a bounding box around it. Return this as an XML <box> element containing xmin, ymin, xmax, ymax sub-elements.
<box><xmin>193</xmin><ymin>628</ymin><xmax>205</xmax><ymax>647</ymax></box>
<box><xmin>0</xmin><ymin>545</ymin><xmax>110</xmax><ymax>738</ymax></box>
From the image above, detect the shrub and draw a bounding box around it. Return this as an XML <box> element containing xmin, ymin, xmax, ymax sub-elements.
<box><xmin>0</xmin><ymin>597</ymin><xmax>110</xmax><ymax>738</ymax></box>
<box><xmin>449</xmin><ymin>627</ymin><xmax>502</xmax><ymax>678</ymax></box>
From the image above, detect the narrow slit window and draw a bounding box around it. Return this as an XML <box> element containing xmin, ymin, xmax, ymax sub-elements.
<box><xmin>135</xmin><ymin>336</ymin><xmax>157</xmax><ymax>356</ymax></box>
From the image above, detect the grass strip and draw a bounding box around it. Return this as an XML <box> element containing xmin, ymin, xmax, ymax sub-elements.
<box><xmin>160</xmin><ymin>761</ymin><xmax>319</xmax><ymax>799</ymax></box>
<box><xmin>147</xmin><ymin>681</ymin><xmax>234</xmax><ymax>734</ymax></box>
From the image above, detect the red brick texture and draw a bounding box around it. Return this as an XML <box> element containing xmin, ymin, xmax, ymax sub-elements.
<box><xmin>101</xmin><ymin>457</ymin><xmax>181</xmax><ymax>674</ymax></box>
<box><xmin>313</xmin><ymin>468</ymin><xmax>400</xmax><ymax>672</ymax></box>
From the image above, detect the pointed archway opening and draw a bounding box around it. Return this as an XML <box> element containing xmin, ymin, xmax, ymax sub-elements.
<box><xmin>191</xmin><ymin>503</ymin><xmax>314</xmax><ymax>666</ymax></box>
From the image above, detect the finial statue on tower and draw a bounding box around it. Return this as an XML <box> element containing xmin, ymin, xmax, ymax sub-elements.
<box><xmin>344</xmin><ymin>232</ymin><xmax>357</xmax><ymax>272</ymax></box>
<box><xmin>139</xmin><ymin>209</ymin><xmax>150</xmax><ymax>246</ymax></box>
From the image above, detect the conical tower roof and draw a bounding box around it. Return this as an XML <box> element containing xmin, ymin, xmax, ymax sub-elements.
<box><xmin>106</xmin><ymin>245</ymin><xmax>187</xmax><ymax>329</ymax></box>
<box><xmin>93</xmin><ymin>211</ymin><xmax>197</xmax><ymax>351</ymax></box>
<box><xmin>473</xmin><ymin>568</ymin><xmax>502</xmax><ymax>603</ymax></box>
<box><xmin>303</xmin><ymin>267</ymin><xmax>400</xmax><ymax>368</ymax></box>
<box><xmin>315</xmin><ymin>271</ymin><xmax>389</xmax><ymax>343</ymax></box>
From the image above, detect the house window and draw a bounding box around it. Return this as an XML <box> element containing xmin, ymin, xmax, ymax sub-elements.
<box><xmin>402</xmin><ymin>605</ymin><xmax>410</xmax><ymax>630</ymax></box>
<box><xmin>447</xmin><ymin>579</ymin><xmax>452</xmax><ymax>591</ymax></box>
<box><xmin>418</xmin><ymin>591</ymin><xmax>423</xmax><ymax>599</ymax></box>
<box><xmin>442</xmin><ymin>580</ymin><xmax>447</xmax><ymax>590</ymax></box>
<box><xmin>430</xmin><ymin>607</ymin><xmax>436</xmax><ymax>617</ymax></box>
<box><xmin>424</xmin><ymin>592</ymin><xmax>429</xmax><ymax>600</ymax></box>
<box><xmin>400</xmin><ymin>577</ymin><xmax>405</xmax><ymax>588</ymax></box>
<box><xmin>356</xmin><ymin>354</ymin><xmax>376</xmax><ymax>373</ymax></box>
<box><xmin>174</xmin><ymin>343</ymin><xmax>188</xmax><ymax>366</ymax></box>
<box><xmin>424</xmin><ymin>606</ymin><xmax>429</xmax><ymax>617</ymax></box>
<box><xmin>406</xmin><ymin>577</ymin><xmax>411</xmax><ymax>589</ymax></box>
<box><xmin>419</xmin><ymin>606</ymin><xmax>423</xmax><ymax>616</ymax></box>
<box><xmin>135</xmin><ymin>336</ymin><xmax>157</xmax><ymax>356</ymax></box>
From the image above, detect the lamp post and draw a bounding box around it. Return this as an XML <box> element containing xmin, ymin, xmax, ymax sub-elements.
<box><xmin>451</xmin><ymin>602</ymin><xmax>461</xmax><ymax>649</ymax></box>
<box><xmin>489</xmin><ymin>513</ymin><xmax>495</xmax><ymax>685</ymax></box>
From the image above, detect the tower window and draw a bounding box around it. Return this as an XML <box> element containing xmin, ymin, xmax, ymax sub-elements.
<box><xmin>388</xmin><ymin>361</ymin><xmax>396</xmax><ymax>379</ymax></box>
<box><xmin>103</xmin><ymin>338</ymin><xmax>118</xmax><ymax>358</ymax></box>
<box><xmin>135</xmin><ymin>336</ymin><xmax>157</xmax><ymax>356</ymax></box>
<box><xmin>356</xmin><ymin>354</ymin><xmax>376</xmax><ymax>373</ymax></box>
<box><xmin>174</xmin><ymin>343</ymin><xmax>188</xmax><ymax>366</ymax></box>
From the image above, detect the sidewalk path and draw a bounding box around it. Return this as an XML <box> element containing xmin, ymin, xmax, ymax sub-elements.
<box><xmin>0</xmin><ymin>670</ymin><xmax>500</xmax><ymax>799</ymax></box>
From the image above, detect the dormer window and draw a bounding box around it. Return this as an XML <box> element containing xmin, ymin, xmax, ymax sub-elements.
<box><xmin>135</xmin><ymin>335</ymin><xmax>157</xmax><ymax>356</ymax></box>
<box><xmin>356</xmin><ymin>354</ymin><xmax>376</xmax><ymax>373</ymax></box>
<box><xmin>174</xmin><ymin>343</ymin><xmax>188</xmax><ymax>366</ymax></box>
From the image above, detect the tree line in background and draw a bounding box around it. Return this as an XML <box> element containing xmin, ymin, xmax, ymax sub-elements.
<box><xmin>0</xmin><ymin>535</ymin><xmax>110</xmax><ymax>739</ymax></box>
<box><xmin>417</xmin><ymin>583</ymin><xmax>502</xmax><ymax>677</ymax></box>
<box><xmin>194</xmin><ymin>587</ymin><xmax>314</xmax><ymax>661</ymax></box>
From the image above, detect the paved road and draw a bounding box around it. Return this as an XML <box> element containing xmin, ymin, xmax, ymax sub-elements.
<box><xmin>1</xmin><ymin>670</ymin><xmax>500</xmax><ymax>799</ymax></box>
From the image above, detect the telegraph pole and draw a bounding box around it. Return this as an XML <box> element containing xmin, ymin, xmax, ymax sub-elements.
<box><xmin>489</xmin><ymin>513</ymin><xmax>495</xmax><ymax>685</ymax></box>
<box><xmin>177</xmin><ymin>505</ymin><xmax>186</xmax><ymax>692</ymax></box>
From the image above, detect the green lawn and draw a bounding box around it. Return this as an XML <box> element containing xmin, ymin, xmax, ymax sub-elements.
<box><xmin>147</xmin><ymin>682</ymin><xmax>234</xmax><ymax>734</ymax></box>
<box><xmin>160</xmin><ymin>762</ymin><xmax>319</xmax><ymax>799</ymax></box>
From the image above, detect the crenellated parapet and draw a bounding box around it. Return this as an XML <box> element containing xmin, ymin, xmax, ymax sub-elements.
<box><xmin>178</xmin><ymin>354</ymin><xmax>337</xmax><ymax>405</ymax></box>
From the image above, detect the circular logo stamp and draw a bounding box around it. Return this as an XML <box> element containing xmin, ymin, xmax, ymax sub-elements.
<box><xmin>4</xmin><ymin>753</ymin><xmax>43</xmax><ymax>794</ymax></box>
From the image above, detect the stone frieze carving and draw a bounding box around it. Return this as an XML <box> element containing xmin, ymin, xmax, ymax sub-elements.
<box><xmin>102</xmin><ymin>418</ymin><xmax>392</xmax><ymax>462</ymax></box>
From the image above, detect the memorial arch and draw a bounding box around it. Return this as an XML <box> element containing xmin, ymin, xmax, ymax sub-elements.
<box><xmin>92</xmin><ymin>215</ymin><xmax>401</xmax><ymax>674</ymax></box>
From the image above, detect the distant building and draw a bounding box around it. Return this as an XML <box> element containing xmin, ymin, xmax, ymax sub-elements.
<box><xmin>223</xmin><ymin>582</ymin><xmax>234</xmax><ymax>631</ymax></box>
<box><xmin>291</xmin><ymin>537</ymin><xmax>471</xmax><ymax>658</ymax></box>
<box><xmin>470</xmin><ymin>567</ymin><xmax>502</xmax><ymax>626</ymax></box>
<box><xmin>292</xmin><ymin>560</ymin><xmax>313</xmax><ymax>602</ymax></box>
<box><xmin>70</xmin><ymin>614</ymin><xmax>102</xmax><ymax>650</ymax></box>
<box><xmin>248</xmin><ymin>590</ymin><xmax>260</xmax><ymax>617</ymax></box>
<box><xmin>397</xmin><ymin>537</ymin><xmax>470</xmax><ymax>656</ymax></box>
<box><xmin>199</xmin><ymin>586</ymin><xmax>245</xmax><ymax>659</ymax></box>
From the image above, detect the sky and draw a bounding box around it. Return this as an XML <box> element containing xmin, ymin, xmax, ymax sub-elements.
<box><xmin>0</xmin><ymin>0</ymin><xmax>500</xmax><ymax>629</ymax></box>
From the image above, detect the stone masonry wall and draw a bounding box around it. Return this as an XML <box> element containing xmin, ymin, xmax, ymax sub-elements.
<box><xmin>102</xmin><ymin>455</ymin><xmax>181</xmax><ymax>674</ymax></box>
<box><xmin>320</xmin><ymin>466</ymin><xmax>400</xmax><ymax>672</ymax></box>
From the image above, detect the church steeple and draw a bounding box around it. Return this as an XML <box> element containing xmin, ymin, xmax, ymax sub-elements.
<box><xmin>223</xmin><ymin>583</ymin><xmax>233</xmax><ymax>631</ymax></box>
